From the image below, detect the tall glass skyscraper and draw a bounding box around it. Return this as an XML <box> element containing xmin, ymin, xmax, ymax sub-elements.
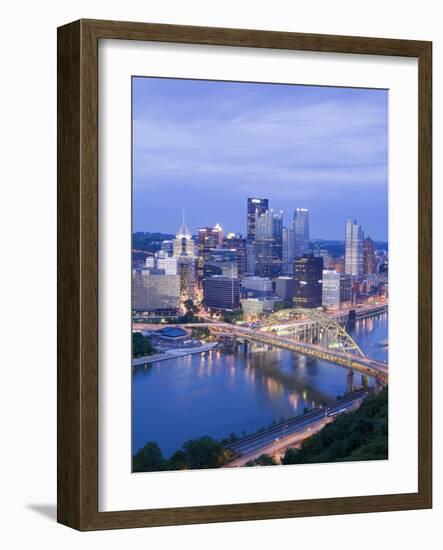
<box><xmin>254</xmin><ymin>209</ymin><xmax>283</xmax><ymax>277</ymax></box>
<box><xmin>282</xmin><ymin>226</ymin><xmax>296</xmax><ymax>275</ymax></box>
<box><xmin>247</xmin><ymin>197</ymin><xmax>268</xmax><ymax>242</ymax></box>
<box><xmin>345</xmin><ymin>219</ymin><xmax>364</xmax><ymax>276</ymax></box>
<box><xmin>293</xmin><ymin>208</ymin><xmax>310</xmax><ymax>256</ymax></box>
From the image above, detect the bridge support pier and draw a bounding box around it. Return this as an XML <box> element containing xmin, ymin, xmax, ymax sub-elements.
<box><xmin>361</xmin><ymin>375</ymin><xmax>368</xmax><ymax>388</ymax></box>
<box><xmin>346</xmin><ymin>368</ymin><xmax>354</xmax><ymax>393</ymax></box>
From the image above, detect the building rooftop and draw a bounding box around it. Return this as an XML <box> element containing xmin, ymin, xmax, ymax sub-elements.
<box><xmin>157</xmin><ymin>327</ymin><xmax>188</xmax><ymax>338</ymax></box>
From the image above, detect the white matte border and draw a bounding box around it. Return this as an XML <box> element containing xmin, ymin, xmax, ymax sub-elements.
<box><xmin>98</xmin><ymin>39</ymin><xmax>418</xmax><ymax>512</ymax></box>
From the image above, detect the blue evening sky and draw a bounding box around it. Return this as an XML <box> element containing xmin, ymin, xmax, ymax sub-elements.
<box><xmin>132</xmin><ymin>77</ymin><xmax>388</xmax><ymax>241</ymax></box>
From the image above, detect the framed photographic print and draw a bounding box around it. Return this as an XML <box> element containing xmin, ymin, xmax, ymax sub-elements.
<box><xmin>57</xmin><ymin>19</ymin><xmax>432</xmax><ymax>530</ymax></box>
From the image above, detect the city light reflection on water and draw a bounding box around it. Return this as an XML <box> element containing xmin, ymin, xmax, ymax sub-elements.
<box><xmin>132</xmin><ymin>313</ymin><xmax>388</xmax><ymax>456</ymax></box>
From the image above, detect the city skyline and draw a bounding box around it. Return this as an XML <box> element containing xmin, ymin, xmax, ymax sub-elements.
<box><xmin>133</xmin><ymin>77</ymin><xmax>388</xmax><ymax>240</ymax></box>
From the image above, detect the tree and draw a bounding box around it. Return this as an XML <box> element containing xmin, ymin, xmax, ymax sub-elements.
<box><xmin>245</xmin><ymin>454</ymin><xmax>277</xmax><ymax>467</ymax></box>
<box><xmin>181</xmin><ymin>436</ymin><xmax>231</xmax><ymax>469</ymax></box>
<box><xmin>132</xmin><ymin>332</ymin><xmax>156</xmax><ymax>358</ymax></box>
<box><xmin>132</xmin><ymin>442</ymin><xmax>166</xmax><ymax>472</ymax></box>
<box><xmin>281</xmin><ymin>387</ymin><xmax>388</xmax><ymax>466</ymax></box>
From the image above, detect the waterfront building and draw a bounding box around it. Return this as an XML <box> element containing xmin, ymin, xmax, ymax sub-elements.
<box><xmin>293</xmin><ymin>208</ymin><xmax>310</xmax><ymax>256</ymax></box>
<box><xmin>241</xmin><ymin>297</ymin><xmax>282</xmax><ymax>319</ymax></box>
<box><xmin>204</xmin><ymin>248</ymin><xmax>238</xmax><ymax>279</ymax></box>
<box><xmin>282</xmin><ymin>226</ymin><xmax>296</xmax><ymax>274</ymax></box>
<box><xmin>247</xmin><ymin>197</ymin><xmax>269</xmax><ymax>241</ymax></box>
<box><xmin>274</xmin><ymin>276</ymin><xmax>296</xmax><ymax>301</ymax></box>
<box><xmin>255</xmin><ymin>208</ymin><xmax>283</xmax><ymax>277</ymax></box>
<box><xmin>345</xmin><ymin>219</ymin><xmax>364</xmax><ymax>276</ymax></box>
<box><xmin>241</xmin><ymin>276</ymin><xmax>273</xmax><ymax>298</ymax></box>
<box><xmin>363</xmin><ymin>236</ymin><xmax>377</xmax><ymax>274</ymax></box>
<box><xmin>293</xmin><ymin>255</ymin><xmax>323</xmax><ymax>309</ymax></box>
<box><xmin>151</xmin><ymin>326</ymin><xmax>189</xmax><ymax>348</ymax></box>
<box><xmin>132</xmin><ymin>269</ymin><xmax>180</xmax><ymax>312</ymax></box>
<box><xmin>197</xmin><ymin>225</ymin><xmax>223</xmax><ymax>281</ymax></box>
<box><xmin>322</xmin><ymin>270</ymin><xmax>341</xmax><ymax>310</ymax></box>
<box><xmin>203</xmin><ymin>276</ymin><xmax>240</xmax><ymax>310</ymax></box>
<box><xmin>223</xmin><ymin>233</ymin><xmax>247</xmax><ymax>278</ymax></box>
<box><xmin>172</xmin><ymin>215</ymin><xmax>196</xmax><ymax>300</ymax></box>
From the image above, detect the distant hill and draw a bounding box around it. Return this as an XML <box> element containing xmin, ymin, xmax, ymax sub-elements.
<box><xmin>132</xmin><ymin>232</ymin><xmax>175</xmax><ymax>253</ymax></box>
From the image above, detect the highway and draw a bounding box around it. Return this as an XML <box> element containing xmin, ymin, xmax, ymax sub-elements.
<box><xmin>225</xmin><ymin>389</ymin><xmax>369</xmax><ymax>466</ymax></box>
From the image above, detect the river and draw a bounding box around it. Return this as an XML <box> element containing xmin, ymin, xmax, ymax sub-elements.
<box><xmin>132</xmin><ymin>312</ymin><xmax>388</xmax><ymax>456</ymax></box>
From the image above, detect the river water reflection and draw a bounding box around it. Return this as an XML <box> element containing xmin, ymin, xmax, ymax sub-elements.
<box><xmin>132</xmin><ymin>312</ymin><xmax>388</xmax><ymax>456</ymax></box>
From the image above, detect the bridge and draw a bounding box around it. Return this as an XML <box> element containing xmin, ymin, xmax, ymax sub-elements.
<box><xmin>183</xmin><ymin>307</ymin><xmax>388</xmax><ymax>384</ymax></box>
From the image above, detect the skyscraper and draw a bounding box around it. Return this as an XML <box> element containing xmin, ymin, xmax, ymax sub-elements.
<box><xmin>255</xmin><ymin>209</ymin><xmax>283</xmax><ymax>277</ymax></box>
<box><xmin>293</xmin><ymin>255</ymin><xmax>323</xmax><ymax>308</ymax></box>
<box><xmin>322</xmin><ymin>270</ymin><xmax>341</xmax><ymax>309</ymax></box>
<box><xmin>247</xmin><ymin>197</ymin><xmax>268</xmax><ymax>242</ymax></box>
<box><xmin>197</xmin><ymin>224</ymin><xmax>223</xmax><ymax>281</ymax></box>
<box><xmin>132</xmin><ymin>269</ymin><xmax>180</xmax><ymax>312</ymax></box>
<box><xmin>363</xmin><ymin>236</ymin><xmax>377</xmax><ymax>274</ymax></box>
<box><xmin>293</xmin><ymin>208</ymin><xmax>310</xmax><ymax>256</ymax></box>
<box><xmin>172</xmin><ymin>214</ymin><xmax>196</xmax><ymax>300</ymax></box>
<box><xmin>223</xmin><ymin>233</ymin><xmax>246</xmax><ymax>279</ymax></box>
<box><xmin>345</xmin><ymin>219</ymin><xmax>364</xmax><ymax>276</ymax></box>
<box><xmin>203</xmin><ymin>276</ymin><xmax>240</xmax><ymax>311</ymax></box>
<box><xmin>282</xmin><ymin>226</ymin><xmax>296</xmax><ymax>275</ymax></box>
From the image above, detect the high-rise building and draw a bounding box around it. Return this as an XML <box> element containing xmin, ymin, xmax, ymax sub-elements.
<box><xmin>293</xmin><ymin>208</ymin><xmax>310</xmax><ymax>256</ymax></box>
<box><xmin>172</xmin><ymin>215</ymin><xmax>196</xmax><ymax>300</ymax></box>
<box><xmin>345</xmin><ymin>219</ymin><xmax>364</xmax><ymax>276</ymax></box>
<box><xmin>132</xmin><ymin>269</ymin><xmax>180</xmax><ymax>312</ymax></box>
<box><xmin>160</xmin><ymin>240</ymin><xmax>174</xmax><ymax>256</ymax></box>
<box><xmin>363</xmin><ymin>236</ymin><xmax>377</xmax><ymax>275</ymax></box>
<box><xmin>223</xmin><ymin>233</ymin><xmax>247</xmax><ymax>279</ymax></box>
<box><xmin>203</xmin><ymin>276</ymin><xmax>240</xmax><ymax>310</ymax></box>
<box><xmin>245</xmin><ymin>240</ymin><xmax>256</xmax><ymax>275</ymax></box>
<box><xmin>293</xmin><ymin>255</ymin><xmax>323</xmax><ymax>308</ymax></box>
<box><xmin>247</xmin><ymin>197</ymin><xmax>268</xmax><ymax>242</ymax></box>
<box><xmin>340</xmin><ymin>273</ymin><xmax>352</xmax><ymax>303</ymax></box>
<box><xmin>197</xmin><ymin>225</ymin><xmax>223</xmax><ymax>281</ymax></box>
<box><xmin>255</xmin><ymin>209</ymin><xmax>283</xmax><ymax>277</ymax></box>
<box><xmin>322</xmin><ymin>270</ymin><xmax>341</xmax><ymax>309</ymax></box>
<box><xmin>204</xmin><ymin>248</ymin><xmax>238</xmax><ymax>279</ymax></box>
<box><xmin>282</xmin><ymin>227</ymin><xmax>296</xmax><ymax>275</ymax></box>
<box><xmin>241</xmin><ymin>276</ymin><xmax>273</xmax><ymax>298</ymax></box>
<box><xmin>274</xmin><ymin>276</ymin><xmax>296</xmax><ymax>301</ymax></box>
<box><xmin>145</xmin><ymin>252</ymin><xmax>178</xmax><ymax>275</ymax></box>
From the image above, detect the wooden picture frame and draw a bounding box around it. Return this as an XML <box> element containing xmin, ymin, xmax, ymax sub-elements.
<box><xmin>57</xmin><ymin>19</ymin><xmax>432</xmax><ymax>530</ymax></box>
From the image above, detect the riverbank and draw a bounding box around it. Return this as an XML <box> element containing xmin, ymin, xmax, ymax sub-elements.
<box><xmin>132</xmin><ymin>342</ymin><xmax>218</xmax><ymax>366</ymax></box>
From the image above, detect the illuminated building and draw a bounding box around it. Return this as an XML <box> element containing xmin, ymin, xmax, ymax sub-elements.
<box><xmin>282</xmin><ymin>227</ymin><xmax>296</xmax><ymax>274</ymax></box>
<box><xmin>247</xmin><ymin>197</ymin><xmax>268</xmax><ymax>241</ymax></box>
<box><xmin>255</xmin><ymin>209</ymin><xmax>283</xmax><ymax>277</ymax></box>
<box><xmin>293</xmin><ymin>255</ymin><xmax>323</xmax><ymax>308</ymax></box>
<box><xmin>223</xmin><ymin>233</ymin><xmax>246</xmax><ymax>278</ymax></box>
<box><xmin>363</xmin><ymin>236</ymin><xmax>377</xmax><ymax>274</ymax></box>
<box><xmin>345</xmin><ymin>218</ymin><xmax>364</xmax><ymax>276</ymax></box>
<box><xmin>241</xmin><ymin>297</ymin><xmax>282</xmax><ymax>319</ymax></box>
<box><xmin>203</xmin><ymin>276</ymin><xmax>240</xmax><ymax>310</ymax></box>
<box><xmin>274</xmin><ymin>276</ymin><xmax>296</xmax><ymax>301</ymax></box>
<box><xmin>241</xmin><ymin>276</ymin><xmax>273</xmax><ymax>298</ymax></box>
<box><xmin>132</xmin><ymin>269</ymin><xmax>180</xmax><ymax>312</ymax></box>
<box><xmin>293</xmin><ymin>208</ymin><xmax>310</xmax><ymax>256</ymax></box>
<box><xmin>322</xmin><ymin>270</ymin><xmax>340</xmax><ymax>309</ymax></box>
<box><xmin>197</xmin><ymin>225</ymin><xmax>223</xmax><ymax>281</ymax></box>
<box><xmin>172</xmin><ymin>214</ymin><xmax>196</xmax><ymax>300</ymax></box>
